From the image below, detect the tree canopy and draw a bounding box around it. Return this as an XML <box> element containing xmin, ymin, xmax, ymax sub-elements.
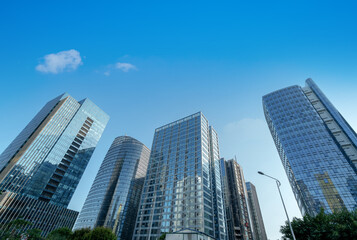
<box><xmin>0</xmin><ymin>223</ymin><xmax>117</xmax><ymax>240</ymax></box>
<box><xmin>46</xmin><ymin>228</ymin><xmax>73</xmax><ymax>240</ymax></box>
<box><xmin>71</xmin><ymin>228</ymin><xmax>91</xmax><ymax>240</ymax></box>
<box><xmin>88</xmin><ymin>227</ymin><xmax>116</xmax><ymax>240</ymax></box>
<box><xmin>158</xmin><ymin>233</ymin><xmax>166</xmax><ymax>240</ymax></box>
<box><xmin>281</xmin><ymin>208</ymin><xmax>357</xmax><ymax>240</ymax></box>
<box><xmin>0</xmin><ymin>219</ymin><xmax>42</xmax><ymax>240</ymax></box>
<box><xmin>45</xmin><ymin>226</ymin><xmax>116</xmax><ymax>240</ymax></box>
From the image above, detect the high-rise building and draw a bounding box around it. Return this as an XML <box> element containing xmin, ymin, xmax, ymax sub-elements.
<box><xmin>263</xmin><ymin>79</ymin><xmax>357</xmax><ymax>215</ymax></box>
<box><xmin>74</xmin><ymin>136</ymin><xmax>150</xmax><ymax>240</ymax></box>
<box><xmin>133</xmin><ymin>112</ymin><xmax>227</xmax><ymax>240</ymax></box>
<box><xmin>221</xmin><ymin>158</ymin><xmax>252</xmax><ymax>240</ymax></box>
<box><xmin>220</xmin><ymin>158</ymin><xmax>233</xmax><ymax>240</ymax></box>
<box><xmin>0</xmin><ymin>93</ymin><xmax>109</xmax><ymax>236</ymax></box>
<box><xmin>245</xmin><ymin>182</ymin><xmax>267</xmax><ymax>240</ymax></box>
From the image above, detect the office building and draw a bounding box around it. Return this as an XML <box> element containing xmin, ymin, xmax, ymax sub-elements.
<box><xmin>221</xmin><ymin>159</ymin><xmax>252</xmax><ymax>240</ymax></box>
<box><xmin>166</xmin><ymin>229</ymin><xmax>215</xmax><ymax>240</ymax></box>
<box><xmin>0</xmin><ymin>93</ymin><xmax>109</xmax><ymax>236</ymax></box>
<box><xmin>263</xmin><ymin>79</ymin><xmax>357</xmax><ymax>215</ymax></box>
<box><xmin>74</xmin><ymin>136</ymin><xmax>150</xmax><ymax>240</ymax></box>
<box><xmin>220</xmin><ymin>158</ymin><xmax>233</xmax><ymax>240</ymax></box>
<box><xmin>133</xmin><ymin>112</ymin><xmax>227</xmax><ymax>240</ymax></box>
<box><xmin>245</xmin><ymin>182</ymin><xmax>267</xmax><ymax>240</ymax></box>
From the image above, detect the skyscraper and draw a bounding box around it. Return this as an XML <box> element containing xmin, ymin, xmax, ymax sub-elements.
<box><xmin>74</xmin><ymin>136</ymin><xmax>150</xmax><ymax>240</ymax></box>
<box><xmin>221</xmin><ymin>158</ymin><xmax>252</xmax><ymax>240</ymax></box>
<box><xmin>0</xmin><ymin>93</ymin><xmax>109</xmax><ymax>236</ymax></box>
<box><xmin>220</xmin><ymin>158</ymin><xmax>233</xmax><ymax>240</ymax></box>
<box><xmin>245</xmin><ymin>182</ymin><xmax>267</xmax><ymax>240</ymax></box>
<box><xmin>263</xmin><ymin>79</ymin><xmax>357</xmax><ymax>215</ymax></box>
<box><xmin>133</xmin><ymin>112</ymin><xmax>227</xmax><ymax>240</ymax></box>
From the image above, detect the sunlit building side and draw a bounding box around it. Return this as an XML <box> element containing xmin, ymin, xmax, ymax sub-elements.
<box><xmin>0</xmin><ymin>93</ymin><xmax>109</xmax><ymax>236</ymax></box>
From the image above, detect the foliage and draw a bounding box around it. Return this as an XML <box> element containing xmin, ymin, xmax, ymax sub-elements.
<box><xmin>87</xmin><ymin>227</ymin><xmax>116</xmax><ymax>240</ymax></box>
<box><xmin>71</xmin><ymin>228</ymin><xmax>91</xmax><ymax>240</ymax></box>
<box><xmin>46</xmin><ymin>227</ymin><xmax>73</xmax><ymax>240</ymax></box>
<box><xmin>27</xmin><ymin>229</ymin><xmax>44</xmax><ymax>240</ymax></box>
<box><xmin>0</xmin><ymin>219</ymin><xmax>32</xmax><ymax>240</ymax></box>
<box><xmin>1</xmin><ymin>223</ymin><xmax>117</xmax><ymax>240</ymax></box>
<box><xmin>0</xmin><ymin>220</ymin><xmax>118</xmax><ymax>240</ymax></box>
<box><xmin>281</xmin><ymin>208</ymin><xmax>357</xmax><ymax>240</ymax></box>
<box><xmin>158</xmin><ymin>233</ymin><xmax>166</xmax><ymax>240</ymax></box>
<box><xmin>46</xmin><ymin>227</ymin><xmax>115</xmax><ymax>240</ymax></box>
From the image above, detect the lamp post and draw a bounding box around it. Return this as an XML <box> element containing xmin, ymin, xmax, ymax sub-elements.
<box><xmin>258</xmin><ymin>171</ymin><xmax>296</xmax><ymax>240</ymax></box>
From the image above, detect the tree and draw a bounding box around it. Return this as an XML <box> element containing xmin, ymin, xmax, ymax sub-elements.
<box><xmin>281</xmin><ymin>208</ymin><xmax>357</xmax><ymax>240</ymax></box>
<box><xmin>0</xmin><ymin>219</ymin><xmax>32</xmax><ymax>240</ymax></box>
<box><xmin>27</xmin><ymin>229</ymin><xmax>44</xmax><ymax>240</ymax></box>
<box><xmin>158</xmin><ymin>233</ymin><xmax>166</xmax><ymax>240</ymax></box>
<box><xmin>46</xmin><ymin>227</ymin><xmax>73</xmax><ymax>240</ymax></box>
<box><xmin>88</xmin><ymin>227</ymin><xmax>116</xmax><ymax>240</ymax></box>
<box><xmin>71</xmin><ymin>228</ymin><xmax>91</xmax><ymax>240</ymax></box>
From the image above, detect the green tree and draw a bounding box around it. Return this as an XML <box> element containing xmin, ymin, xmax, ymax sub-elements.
<box><xmin>71</xmin><ymin>228</ymin><xmax>91</xmax><ymax>240</ymax></box>
<box><xmin>281</xmin><ymin>208</ymin><xmax>357</xmax><ymax>240</ymax></box>
<box><xmin>27</xmin><ymin>228</ymin><xmax>44</xmax><ymax>240</ymax></box>
<box><xmin>0</xmin><ymin>219</ymin><xmax>32</xmax><ymax>240</ymax></box>
<box><xmin>87</xmin><ymin>227</ymin><xmax>116</xmax><ymax>240</ymax></box>
<box><xmin>158</xmin><ymin>233</ymin><xmax>166</xmax><ymax>240</ymax></box>
<box><xmin>46</xmin><ymin>227</ymin><xmax>73</xmax><ymax>240</ymax></box>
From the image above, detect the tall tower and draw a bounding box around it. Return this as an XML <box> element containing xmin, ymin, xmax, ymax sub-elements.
<box><xmin>245</xmin><ymin>182</ymin><xmax>267</xmax><ymax>240</ymax></box>
<box><xmin>263</xmin><ymin>79</ymin><xmax>357</xmax><ymax>215</ymax></box>
<box><xmin>221</xmin><ymin>159</ymin><xmax>252</xmax><ymax>240</ymax></box>
<box><xmin>133</xmin><ymin>112</ymin><xmax>227</xmax><ymax>240</ymax></box>
<box><xmin>220</xmin><ymin>158</ymin><xmax>233</xmax><ymax>240</ymax></box>
<box><xmin>74</xmin><ymin>136</ymin><xmax>150</xmax><ymax>240</ymax></box>
<box><xmin>0</xmin><ymin>93</ymin><xmax>109</xmax><ymax>236</ymax></box>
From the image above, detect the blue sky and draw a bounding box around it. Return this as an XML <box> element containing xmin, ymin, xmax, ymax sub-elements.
<box><xmin>1</xmin><ymin>1</ymin><xmax>357</xmax><ymax>239</ymax></box>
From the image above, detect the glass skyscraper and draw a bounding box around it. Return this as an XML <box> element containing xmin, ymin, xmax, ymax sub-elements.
<box><xmin>221</xmin><ymin>158</ymin><xmax>252</xmax><ymax>240</ymax></box>
<box><xmin>74</xmin><ymin>136</ymin><xmax>150</xmax><ymax>240</ymax></box>
<box><xmin>133</xmin><ymin>112</ymin><xmax>227</xmax><ymax>240</ymax></box>
<box><xmin>245</xmin><ymin>182</ymin><xmax>267</xmax><ymax>240</ymax></box>
<box><xmin>263</xmin><ymin>79</ymin><xmax>357</xmax><ymax>215</ymax></box>
<box><xmin>0</xmin><ymin>93</ymin><xmax>109</xmax><ymax>236</ymax></box>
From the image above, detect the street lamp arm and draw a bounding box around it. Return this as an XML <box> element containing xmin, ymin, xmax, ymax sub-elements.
<box><xmin>258</xmin><ymin>171</ymin><xmax>296</xmax><ymax>240</ymax></box>
<box><xmin>257</xmin><ymin>171</ymin><xmax>281</xmax><ymax>186</ymax></box>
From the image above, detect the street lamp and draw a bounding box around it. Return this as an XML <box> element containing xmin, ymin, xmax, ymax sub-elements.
<box><xmin>258</xmin><ymin>171</ymin><xmax>296</xmax><ymax>240</ymax></box>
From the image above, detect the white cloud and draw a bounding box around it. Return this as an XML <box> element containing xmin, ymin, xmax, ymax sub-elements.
<box><xmin>224</xmin><ymin>118</ymin><xmax>268</xmax><ymax>141</ymax></box>
<box><xmin>36</xmin><ymin>49</ymin><xmax>82</xmax><ymax>74</ymax></box>
<box><xmin>104</xmin><ymin>71</ymin><xmax>110</xmax><ymax>76</ymax></box>
<box><xmin>115</xmin><ymin>62</ymin><xmax>136</xmax><ymax>72</ymax></box>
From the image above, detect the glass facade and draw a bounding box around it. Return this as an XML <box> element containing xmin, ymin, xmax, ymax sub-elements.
<box><xmin>0</xmin><ymin>192</ymin><xmax>79</xmax><ymax>236</ymax></box>
<box><xmin>245</xmin><ymin>182</ymin><xmax>267</xmax><ymax>240</ymax></box>
<box><xmin>0</xmin><ymin>93</ymin><xmax>109</xmax><ymax>236</ymax></box>
<box><xmin>220</xmin><ymin>158</ymin><xmax>234</xmax><ymax>240</ymax></box>
<box><xmin>263</xmin><ymin>79</ymin><xmax>357</xmax><ymax>215</ymax></box>
<box><xmin>210</xmin><ymin>128</ymin><xmax>227</xmax><ymax>240</ymax></box>
<box><xmin>74</xmin><ymin>136</ymin><xmax>150</xmax><ymax>240</ymax></box>
<box><xmin>133</xmin><ymin>112</ymin><xmax>227</xmax><ymax>240</ymax></box>
<box><xmin>222</xmin><ymin>159</ymin><xmax>252</xmax><ymax>240</ymax></box>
